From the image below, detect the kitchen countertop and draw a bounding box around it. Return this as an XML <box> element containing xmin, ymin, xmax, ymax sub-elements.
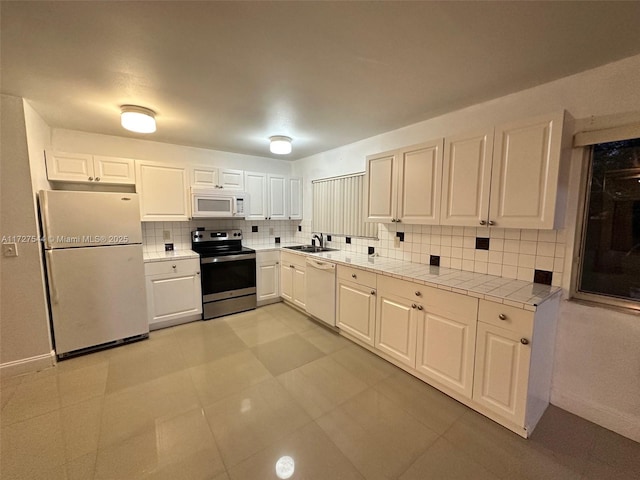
<box><xmin>143</xmin><ymin>249</ymin><xmax>200</xmax><ymax>263</ymax></box>
<box><xmin>280</xmin><ymin>248</ymin><xmax>561</xmax><ymax>311</ymax></box>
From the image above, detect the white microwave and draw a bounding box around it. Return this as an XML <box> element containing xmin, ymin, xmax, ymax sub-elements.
<box><xmin>191</xmin><ymin>188</ymin><xmax>248</xmax><ymax>218</ymax></box>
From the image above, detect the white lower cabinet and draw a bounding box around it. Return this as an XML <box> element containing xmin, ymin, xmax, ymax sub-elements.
<box><xmin>375</xmin><ymin>290</ymin><xmax>418</xmax><ymax>368</ymax></box>
<box><xmin>336</xmin><ymin>265</ymin><xmax>377</xmax><ymax>346</ymax></box>
<box><xmin>256</xmin><ymin>251</ymin><xmax>280</xmax><ymax>306</ymax></box>
<box><xmin>144</xmin><ymin>258</ymin><xmax>202</xmax><ymax>330</ymax></box>
<box><xmin>280</xmin><ymin>251</ymin><xmax>305</xmax><ymax>310</ymax></box>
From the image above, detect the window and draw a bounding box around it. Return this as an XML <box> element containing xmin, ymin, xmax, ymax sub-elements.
<box><xmin>576</xmin><ymin>137</ymin><xmax>640</xmax><ymax>309</ymax></box>
<box><xmin>312</xmin><ymin>173</ymin><xmax>377</xmax><ymax>239</ymax></box>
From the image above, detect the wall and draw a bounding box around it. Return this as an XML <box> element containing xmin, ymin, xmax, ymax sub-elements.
<box><xmin>293</xmin><ymin>53</ymin><xmax>640</xmax><ymax>441</ymax></box>
<box><xmin>0</xmin><ymin>95</ymin><xmax>53</xmax><ymax>375</ymax></box>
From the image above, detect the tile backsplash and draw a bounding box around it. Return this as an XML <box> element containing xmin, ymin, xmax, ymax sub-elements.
<box><xmin>147</xmin><ymin>219</ymin><xmax>565</xmax><ymax>286</ymax></box>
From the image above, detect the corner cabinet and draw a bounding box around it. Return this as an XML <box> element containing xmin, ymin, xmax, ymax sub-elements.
<box><xmin>288</xmin><ymin>177</ymin><xmax>303</xmax><ymax>220</ymax></box>
<box><xmin>46</xmin><ymin>151</ymin><xmax>136</xmax><ymax>185</ymax></box>
<box><xmin>256</xmin><ymin>250</ymin><xmax>280</xmax><ymax>306</ymax></box>
<box><xmin>144</xmin><ymin>257</ymin><xmax>202</xmax><ymax>330</ymax></box>
<box><xmin>136</xmin><ymin>161</ymin><xmax>190</xmax><ymax>221</ymax></box>
<box><xmin>364</xmin><ymin>138</ymin><xmax>443</xmax><ymax>225</ymax></box>
<box><xmin>441</xmin><ymin>111</ymin><xmax>571</xmax><ymax>229</ymax></box>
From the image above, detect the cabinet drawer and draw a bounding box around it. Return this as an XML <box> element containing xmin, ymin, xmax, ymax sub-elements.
<box><xmin>257</xmin><ymin>250</ymin><xmax>280</xmax><ymax>264</ymax></box>
<box><xmin>144</xmin><ymin>258</ymin><xmax>200</xmax><ymax>276</ymax></box>
<box><xmin>478</xmin><ymin>300</ymin><xmax>533</xmax><ymax>336</ymax></box>
<box><xmin>338</xmin><ymin>265</ymin><xmax>376</xmax><ymax>288</ymax></box>
<box><xmin>281</xmin><ymin>251</ymin><xmax>305</xmax><ymax>269</ymax></box>
<box><xmin>422</xmin><ymin>285</ymin><xmax>478</xmax><ymax>323</ymax></box>
<box><xmin>377</xmin><ymin>274</ymin><xmax>426</xmax><ymax>301</ymax></box>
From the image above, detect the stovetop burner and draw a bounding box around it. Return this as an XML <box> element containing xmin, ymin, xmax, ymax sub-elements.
<box><xmin>191</xmin><ymin>229</ymin><xmax>254</xmax><ymax>258</ymax></box>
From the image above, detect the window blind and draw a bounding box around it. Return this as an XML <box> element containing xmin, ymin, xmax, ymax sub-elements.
<box><xmin>312</xmin><ymin>173</ymin><xmax>377</xmax><ymax>238</ymax></box>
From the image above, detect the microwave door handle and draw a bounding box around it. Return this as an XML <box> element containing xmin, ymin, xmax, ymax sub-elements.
<box><xmin>232</xmin><ymin>198</ymin><xmax>237</xmax><ymax>216</ymax></box>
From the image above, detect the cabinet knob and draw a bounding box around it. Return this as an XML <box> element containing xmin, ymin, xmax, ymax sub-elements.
<box><xmin>88</xmin><ymin>176</ymin><xmax>94</xmax><ymax>181</ymax></box>
<box><xmin>479</xmin><ymin>220</ymin><xmax>486</xmax><ymax>225</ymax></box>
<box><xmin>520</xmin><ymin>338</ymin><xmax>529</xmax><ymax>345</ymax></box>
<box><xmin>396</xmin><ymin>218</ymin><xmax>401</xmax><ymax>223</ymax></box>
<box><xmin>371</xmin><ymin>290</ymin><xmax>376</xmax><ymax>295</ymax></box>
<box><xmin>412</xmin><ymin>303</ymin><xmax>417</xmax><ymax>309</ymax></box>
<box><xmin>290</xmin><ymin>264</ymin><xmax>295</xmax><ymax>268</ymax></box>
<box><xmin>352</xmin><ymin>273</ymin><xmax>357</xmax><ymax>278</ymax></box>
<box><xmin>498</xmin><ymin>313</ymin><xmax>507</xmax><ymax>320</ymax></box>
<box><xmin>391</xmin><ymin>219</ymin><xmax>396</xmax><ymax>222</ymax></box>
<box><xmin>172</xmin><ymin>265</ymin><xmax>177</xmax><ymax>269</ymax></box>
<box><xmin>488</xmin><ymin>220</ymin><xmax>495</xmax><ymax>226</ymax></box>
<box><xmin>95</xmin><ymin>177</ymin><xmax>101</xmax><ymax>181</ymax></box>
<box><xmin>415</xmin><ymin>291</ymin><xmax>421</xmax><ymax>297</ymax></box>
<box><xmin>417</xmin><ymin>305</ymin><xmax>423</xmax><ymax>310</ymax></box>
<box><xmin>276</xmin><ymin>262</ymin><xmax>279</xmax><ymax>265</ymax></box>
<box><xmin>196</xmin><ymin>272</ymin><xmax>200</xmax><ymax>275</ymax></box>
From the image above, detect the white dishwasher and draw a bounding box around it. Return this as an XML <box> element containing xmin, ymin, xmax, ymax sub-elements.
<box><xmin>305</xmin><ymin>257</ymin><xmax>336</xmax><ymax>327</ymax></box>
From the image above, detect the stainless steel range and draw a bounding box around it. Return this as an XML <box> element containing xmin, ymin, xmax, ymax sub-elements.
<box><xmin>191</xmin><ymin>229</ymin><xmax>256</xmax><ymax>319</ymax></box>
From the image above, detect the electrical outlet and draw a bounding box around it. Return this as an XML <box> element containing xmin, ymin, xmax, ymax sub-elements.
<box><xmin>2</xmin><ymin>243</ymin><xmax>18</xmax><ymax>257</ymax></box>
<box><xmin>269</xmin><ymin>227</ymin><xmax>274</xmax><ymax>236</ymax></box>
<box><xmin>394</xmin><ymin>236</ymin><xmax>400</xmax><ymax>248</ymax></box>
<box><xmin>163</xmin><ymin>230</ymin><xmax>171</xmax><ymax>241</ymax></box>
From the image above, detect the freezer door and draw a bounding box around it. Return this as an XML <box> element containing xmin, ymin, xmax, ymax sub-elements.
<box><xmin>46</xmin><ymin>244</ymin><xmax>148</xmax><ymax>355</ymax></box>
<box><xmin>40</xmin><ymin>190</ymin><xmax>142</xmax><ymax>248</ymax></box>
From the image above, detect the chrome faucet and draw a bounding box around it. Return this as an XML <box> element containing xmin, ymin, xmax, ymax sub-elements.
<box><xmin>312</xmin><ymin>233</ymin><xmax>324</xmax><ymax>248</ymax></box>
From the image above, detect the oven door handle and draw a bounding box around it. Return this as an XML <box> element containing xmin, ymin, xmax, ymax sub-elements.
<box><xmin>200</xmin><ymin>253</ymin><xmax>256</xmax><ymax>264</ymax></box>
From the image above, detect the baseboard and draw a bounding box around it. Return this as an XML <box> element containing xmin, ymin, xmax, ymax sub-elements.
<box><xmin>0</xmin><ymin>351</ymin><xmax>56</xmax><ymax>379</ymax></box>
<box><xmin>551</xmin><ymin>389</ymin><xmax>640</xmax><ymax>442</ymax></box>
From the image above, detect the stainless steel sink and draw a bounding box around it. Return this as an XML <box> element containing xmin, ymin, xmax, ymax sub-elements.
<box><xmin>284</xmin><ymin>245</ymin><xmax>338</xmax><ymax>253</ymax></box>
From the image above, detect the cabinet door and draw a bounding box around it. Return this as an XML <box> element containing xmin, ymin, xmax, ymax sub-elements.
<box><xmin>191</xmin><ymin>166</ymin><xmax>219</xmax><ymax>187</ymax></box>
<box><xmin>288</xmin><ymin>177</ymin><xmax>303</xmax><ymax>220</ymax></box>
<box><xmin>136</xmin><ymin>162</ymin><xmax>189</xmax><ymax>221</ymax></box>
<box><xmin>280</xmin><ymin>264</ymin><xmax>293</xmax><ymax>302</ymax></box>
<box><xmin>268</xmin><ymin>174</ymin><xmax>287</xmax><ymax>220</ymax></box>
<box><xmin>416</xmin><ymin>311</ymin><xmax>476</xmax><ymax>398</ymax></box>
<box><xmin>146</xmin><ymin>273</ymin><xmax>202</xmax><ymax>326</ymax></box>
<box><xmin>292</xmin><ymin>266</ymin><xmax>306</xmax><ymax>309</ymax></box>
<box><xmin>219</xmin><ymin>168</ymin><xmax>245</xmax><ymax>190</ymax></box>
<box><xmin>365</xmin><ymin>151</ymin><xmax>397</xmax><ymax>222</ymax></box>
<box><xmin>257</xmin><ymin>261</ymin><xmax>280</xmax><ymax>302</ymax></box>
<box><xmin>337</xmin><ymin>280</ymin><xmax>376</xmax><ymax>346</ymax></box>
<box><xmin>93</xmin><ymin>156</ymin><xmax>136</xmax><ymax>185</ymax></box>
<box><xmin>489</xmin><ymin>112</ymin><xmax>564</xmax><ymax>229</ymax></box>
<box><xmin>46</xmin><ymin>151</ymin><xmax>94</xmax><ymax>182</ymax></box>
<box><xmin>441</xmin><ymin>130</ymin><xmax>493</xmax><ymax>226</ymax></box>
<box><xmin>375</xmin><ymin>292</ymin><xmax>417</xmax><ymax>368</ymax></box>
<box><xmin>397</xmin><ymin>139</ymin><xmax>443</xmax><ymax>225</ymax></box>
<box><xmin>245</xmin><ymin>171</ymin><xmax>268</xmax><ymax>220</ymax></box>
<box><xmin>473</xmin><ymin>322</ymin><xmax>531</xmax><ymax>426</ymax></box>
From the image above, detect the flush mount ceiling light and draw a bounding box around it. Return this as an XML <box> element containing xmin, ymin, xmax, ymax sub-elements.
<box><xmin>120</xmin><ymin>105</ymin><xmax>156</xmax><ymax>133</ymax></box>
<box><xmin>269</xmin><ymin>136</ymin><xmax>292</xmax><ymax>155</ymax></box>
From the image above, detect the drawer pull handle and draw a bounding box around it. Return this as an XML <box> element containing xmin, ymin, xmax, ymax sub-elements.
<box><xmin>352</xmin><ymin>273</ymin><xmax>357</xmax><ymax>278</ymax></box>
<box><xmin>520</xmin><ymin>338</ymin><xmax>529</xmax><ymax>345</ymax></box>
<box><xmin>498</xmin><ymin>314</ymin><xmax>507</xmax><ymax>320</ymax></box>
<box><xmin>417</xmin><ymin>305</ymin><xmax>423</xmax><ymax>310</ymax></box>
<box><xmin>415</xmin><ymin>291</ymin><xmax>421</xmax><ymax>297</ymax></box>
<box><xmin>412</xmin><ymin>304</ymin><xmax>417</xmax><ymax>309</ymax></box>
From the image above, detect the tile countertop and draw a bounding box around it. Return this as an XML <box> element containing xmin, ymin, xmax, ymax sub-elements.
<box><xmin>280</xmin><ymin>248</ymin><xmax>561</xmax><ymax>311</ymax></box>
<box><xmin>143</xmin><ymin>249</ymin><xmax>200</xmax><ymax>263</ymax></box>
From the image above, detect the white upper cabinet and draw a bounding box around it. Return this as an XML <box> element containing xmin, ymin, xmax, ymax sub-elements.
<box><xmin>442</xmin><ymin>111</ymin><xmax>568</xmax><ymax>229</ymax></box>
<box><xmin>190</xmin><ymin>166</ymin><xmax>244</xmax><ymax>190</ymax></box>
<box><xmin>365</xmin><ymin>138</ymin><xmax>444</xmax><ymax>224</ymax></box>
<box><xmin>136</xmin><ymin>161</ymin><xmax>189</xmax><ymax>221</ymax></box>
<box><xmin>46</xmin><ymin>151</ymin><xmax>135</xmax><ymax>185</ymax></box>
<box><xmin>441</xmin><ymin>130</ymin><xmax>494</xmax><ymax>226</ymax></box>
<box><xmin>244</xmin><ymin>172</ymin><xmax>289</xmax><ymax>220</ymax></box>
<box><xmin>288</xmin><ymin>177</ymin><xmax>303</xmax><ymax>220</ymax></box>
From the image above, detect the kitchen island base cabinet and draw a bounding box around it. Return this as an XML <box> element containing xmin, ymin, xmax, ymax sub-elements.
<box><xmin>144</xmin><ymin>258</ymin><xmax>202</xmax><ymax>330</ymax></box>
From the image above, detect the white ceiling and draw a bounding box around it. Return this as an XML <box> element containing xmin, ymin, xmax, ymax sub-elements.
<box><xmin>2</xmin><ymin>1</ymin><xmax>640</xmax><ymax>160</ymax></box>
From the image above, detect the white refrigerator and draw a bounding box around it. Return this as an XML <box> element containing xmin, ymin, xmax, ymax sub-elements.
<box><xmin>40</xmin><ymin>190</ymin><xmax>148</xmax><ymax>358</ymax></box>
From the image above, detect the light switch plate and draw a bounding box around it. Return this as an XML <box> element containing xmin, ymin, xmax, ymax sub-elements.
<box><xmin>2</xmin><ymin>243</ymin><xmax>18</xmax><ymax>257</ymax></box>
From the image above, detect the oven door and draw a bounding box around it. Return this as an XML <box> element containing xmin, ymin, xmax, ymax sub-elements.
<box><xmin>200</xmin><ymin>253</ymin><xmax>256</xmax><ymax>301</ymax></box>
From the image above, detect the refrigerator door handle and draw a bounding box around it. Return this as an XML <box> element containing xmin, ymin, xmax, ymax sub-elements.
<box><xmin>40</xmin><ymin>190</ymin><xmax>52</xmax><ymax>250</ymax></box>
<box><xmin>46</xmin><ymin>250</ymin><xmax>58</xmax><ymax>304</ymax></box>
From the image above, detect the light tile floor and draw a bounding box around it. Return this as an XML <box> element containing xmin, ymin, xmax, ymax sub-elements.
<box><xmin>1</xmin><ymin>302</ymin><xmax>639</xmax><ymax>479</ymax></box>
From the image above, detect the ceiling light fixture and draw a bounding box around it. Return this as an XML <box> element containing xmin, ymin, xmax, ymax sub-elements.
<box><xmin>120</xmin><ymin>105</ymin><xmax>156</xmax><ymax>133</ymax></box>
<box><xmin>269</xmin><ymin>136</ymin><xmax>292</xmax><ymax>155</ymax></box>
